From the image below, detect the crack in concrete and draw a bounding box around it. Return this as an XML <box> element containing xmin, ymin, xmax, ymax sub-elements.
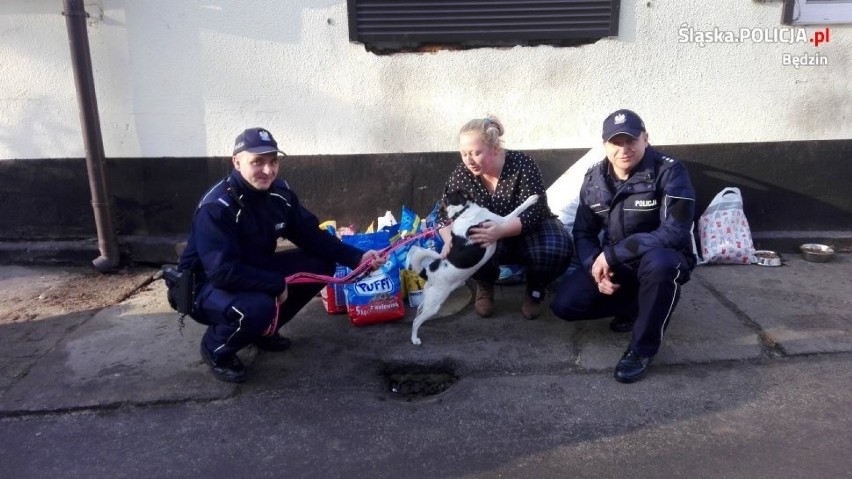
<box><xmin>694</xmin><ymin>274</ymin><xmax>787</xmax><ymax>358</ymax></box>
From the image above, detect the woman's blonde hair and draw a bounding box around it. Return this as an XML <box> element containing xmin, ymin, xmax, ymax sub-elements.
<box><xmin>458</xmin><ymin>114</ymin><xmax>504</xmax><ymax>149</ymax></box>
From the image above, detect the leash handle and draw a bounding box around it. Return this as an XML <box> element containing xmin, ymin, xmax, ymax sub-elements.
<box><xmin>285</xmin><ymin>226</ymin><xmax>443</xmax><ymax>285</ymax></box>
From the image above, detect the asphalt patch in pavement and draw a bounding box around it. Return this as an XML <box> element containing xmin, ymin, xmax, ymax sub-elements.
<box><xmin>383</xmin><ymin>361</ymin><xmax>458</xmax><ymax>401</ymax></box>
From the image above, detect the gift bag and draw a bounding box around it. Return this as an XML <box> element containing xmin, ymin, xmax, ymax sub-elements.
<box><xmin>698</xmin><ymin>187</ymin><xmax>756</xmax><ymax>265</ymax></box>
<box><xmin>341</xmin><ymin>231</ymin><xmax>406</xmax><ymax>325</ymax></box>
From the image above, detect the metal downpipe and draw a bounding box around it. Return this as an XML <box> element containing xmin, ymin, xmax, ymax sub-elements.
<box><xmin>63</xmin><ymin>0</ymin><xmax>119</xmax><ymax>272</ymax></box>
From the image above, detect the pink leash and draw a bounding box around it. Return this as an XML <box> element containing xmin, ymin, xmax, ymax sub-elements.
<box><xmin>284</xmin><ymin>226</ymin><xmax>440</xmax><ymax>285</ymax></box>
<box><xmin>265</xmin><ymin>226</ymin><xmax>441</xmax><ymax>336</ymax></box>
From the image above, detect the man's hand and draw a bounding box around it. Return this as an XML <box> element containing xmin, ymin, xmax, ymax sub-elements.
<box><xmin>591</xmin><ymin>252</ymin><xmax>611</xmax><ymax>283</ymax></box>
<box><xmin>591</xmin><ymin>252</ymin><xmax>620</xmax><ymax>295</ymax></box>
<box><xmin>361</xmin><ymin>250</ymin><xmax>386</xmax><ymax>271</ymax></box>
<box><xmin>597</xmin><ymin>276</ymin><xmax>620</xmax><ymax>295</ymax></box>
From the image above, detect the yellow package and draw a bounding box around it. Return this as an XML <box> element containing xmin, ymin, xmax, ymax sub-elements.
<box><xmin>401</xmin><ymin>269</ymin><xmax>426</xmax><ymax>297</ymax></box>
<box><xmin>319</xmin><ymin>220</ymin><xmax>337</xmax><ymax>235</ymax></box>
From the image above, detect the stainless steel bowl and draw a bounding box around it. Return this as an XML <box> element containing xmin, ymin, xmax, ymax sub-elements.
<box><xmin>799</xmin><ymin>243</ymin><xmax>835</xmax><ymax>263</ymax></box>
<box><xmin>754</xmin><ymin>250</ymin><xmax>782</xmax><ymax>266</ymax></box>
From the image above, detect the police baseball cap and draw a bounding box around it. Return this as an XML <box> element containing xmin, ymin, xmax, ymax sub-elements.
<box><xmin>602</xmin><ymin>109</ymin><xmax>646</xmax><ymax>141</ymax></box>
<box><xmin>233</xmin><ymin>127</ymin><xmax>285</xmax><ymax>155</ymax></box>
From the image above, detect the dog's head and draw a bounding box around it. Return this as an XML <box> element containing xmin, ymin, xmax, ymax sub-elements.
<box><xmin>442</xmin><ymin>189</ymin><xmax>475</xmax><ymax>220</ymax></box>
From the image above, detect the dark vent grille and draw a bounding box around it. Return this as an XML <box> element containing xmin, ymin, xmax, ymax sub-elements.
<box><xmin>348</xmin><ymin>0</ymin><xmax>620</xmax><ymax>48</ymax></box>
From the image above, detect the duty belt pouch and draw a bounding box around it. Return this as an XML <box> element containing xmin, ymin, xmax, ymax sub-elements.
<box><xmin>163</xmin><ymin>266</ymin><xmax>196</xmax><ymax>316</ymax></box>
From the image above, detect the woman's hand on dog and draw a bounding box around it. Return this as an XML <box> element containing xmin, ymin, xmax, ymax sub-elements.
<box><xmin>469</xmin><ymin>217</ymin><xmax>523</xmax><ymax>246</ymax></box>
<box><xmin>468</xmin><ymin>220</ymin><xmax>503</xmax><ymax>246</ymax></box>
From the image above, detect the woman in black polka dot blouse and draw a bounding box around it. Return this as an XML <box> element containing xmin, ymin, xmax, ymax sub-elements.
<box><xmin>439</xmin><ymin>115</ymin><xmax>572</xmax><ymax>319</ymax></box>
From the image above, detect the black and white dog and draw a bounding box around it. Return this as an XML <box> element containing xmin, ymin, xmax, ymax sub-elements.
<box><xmin>407</xmin><ymin>190</ymin><xmax>539</xmax><ymax>345</ymax></box>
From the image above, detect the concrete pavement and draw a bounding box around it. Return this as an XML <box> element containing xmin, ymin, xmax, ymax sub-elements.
<box><xmin>0</xmin><ymin>254</ymin><xmax>849</xmax><ymax>415</ymax></box>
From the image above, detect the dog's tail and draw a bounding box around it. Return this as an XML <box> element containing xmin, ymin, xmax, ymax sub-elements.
<box><xmin>406</xmin><ymin>245</ymin><xmax>441</xmax><ymax>272</ymax></box>
<box><xmin>505</xmin><ymin>194</ymin><xmax>539</xmax><ymax>219</ymax></box>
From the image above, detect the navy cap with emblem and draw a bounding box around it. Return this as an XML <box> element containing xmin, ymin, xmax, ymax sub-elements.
<box><xmin>602</xmin><ymin>109</ymin><xmax>646</xmax><ymax>141</ymax></box>
<box><xmin>233</xmin><ymin>127</ymin><xmax>285</xmax><ymax>155</ymax></box>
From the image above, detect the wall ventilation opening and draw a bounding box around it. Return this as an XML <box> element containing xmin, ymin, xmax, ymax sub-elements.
<box><xmin>348</xmin><ymin>0</ymin><xmax>621</xmax><ymax>54</ymax></box>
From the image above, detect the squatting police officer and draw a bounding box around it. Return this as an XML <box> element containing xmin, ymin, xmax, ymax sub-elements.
<box><xmin>176</xmin><ymin>127</ymin><xmax>383</xmax><ymax>383</ymax></box>
<box><xmin>550</xmin><ymin>110</ymin><xmax>697</xmax><ymax>383</ymax></box>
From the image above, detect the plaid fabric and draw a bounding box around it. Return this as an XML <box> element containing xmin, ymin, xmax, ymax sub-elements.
<box><xmin>474</xmin><ymin>217</ymin><xmax>572</xmax><ymax>291</ymax></box>
<box><xmin>515</xmin><ymin>217</ymin><xmax>573</xmax><ymax>287</ymax></box>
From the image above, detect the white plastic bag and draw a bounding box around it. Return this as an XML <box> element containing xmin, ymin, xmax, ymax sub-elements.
<box><xmin>697</xmin><ymin>187</ymin><xmax>756</xmax><ymax>265</ymax></box>
<box><xmin>546</xmin><ymin>144</ymin><xmax>605</xmax><ymax>236</ymax></box>
<box><xmin>377</xmin><ymin>210</ymin><xmax>397</xmax><ymax>231</ymax></box>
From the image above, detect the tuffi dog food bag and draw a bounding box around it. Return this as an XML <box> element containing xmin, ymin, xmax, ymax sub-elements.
<box><xmin>341</xmin><ymin>231</ymin><xmax>406</xmax><ymax>325</ymax></box>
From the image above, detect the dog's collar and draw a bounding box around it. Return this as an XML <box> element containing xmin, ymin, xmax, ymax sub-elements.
<box><xmin>449</xmin><ymin>204</ymin><xmax>470</xmax><ymax>221</ymax></box>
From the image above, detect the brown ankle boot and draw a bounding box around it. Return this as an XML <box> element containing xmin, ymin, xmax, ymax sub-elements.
<box><xmin>522</xmin><ymin>287</ymin><xmax>545</xmax><ymax>320</ymax></box>
<box><xmin>474</xmin><ymin>281</ymin><xmax>494</xmax><ymax>317</ymax></box>
<box><xmin>521</xmin><ymin>296</ymin><xmax>542</xmax><ymax>320</ymax></box>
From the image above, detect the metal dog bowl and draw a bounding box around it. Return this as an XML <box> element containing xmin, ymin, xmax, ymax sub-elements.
<box><xmin>800</xmin><ymin>243</ymin><xmax>835</xmax><ymax>263</ymax></box>
<box><xmin>754</xmin><ymin>250</ymin><xmax>782</xmax><ymax>267</ymax></box>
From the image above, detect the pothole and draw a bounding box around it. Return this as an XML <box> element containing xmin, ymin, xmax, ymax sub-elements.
<box><xmin>383</xmin><ymin>361</ymin><xmax>458</xmax><ymax>401</ymax></box>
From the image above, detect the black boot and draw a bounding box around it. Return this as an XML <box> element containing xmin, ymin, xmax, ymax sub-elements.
<box><xmin>609</xmin><ymin>314</ymin><xmax>636</xmax><ymax>333</ymax></box>
<box><xmin>254</xmin><ymin>334</ymin><xmax>292</xmax><ymax>352</ymax></box>
<box><xmin>614</xmin><ymin>349</ymin><xmax>653</xmax><ymax>384</ymax></box>
<box><xmin>200</xmin><ymin>342</ymin><xmax>247</xmax><ymax>383</ymax></box>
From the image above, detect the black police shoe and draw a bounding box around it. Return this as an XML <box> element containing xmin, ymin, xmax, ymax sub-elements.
<box><xmin>253</xmin><ymin>334</ymin><xmax>292</xmax><ymax>352</ymax></box>
<box><xmin>609</xmin><ymin>314</ymin><xmax>636</xmax><ymax>333</ymax></box>
<box><xmin>200</xmin><ymin>343</ymin><xmax>247</xmax><ymax>383</ymax></box>
<box><xmin>614</xmin><ymin>349</ymin><xmax>653</xmax><ymax>384</ymax></box>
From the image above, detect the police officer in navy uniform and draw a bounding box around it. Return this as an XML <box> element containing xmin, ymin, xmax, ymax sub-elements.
<box><xmin>177</xmin><ymin>127</ymin><xmax>383</xmax><ymax>383</ymax></box>
<box><xmin>550</xmin><ymin>110</ymin><xmax>697</xmax><ymax>383</ymax></box>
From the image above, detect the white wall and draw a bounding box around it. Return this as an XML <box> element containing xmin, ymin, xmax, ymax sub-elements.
<box><xmin>1</xmin><ymin>0</ymin><xmax>849</xmax><ymax>159</ymax></box>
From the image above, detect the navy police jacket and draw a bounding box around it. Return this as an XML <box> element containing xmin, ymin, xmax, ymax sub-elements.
<box><xmin>178</xmin><ymin>169</ymin><xmax>364</xmax><ymax>296</ymax></box>
<box><xmin>573</xmin><ymin>147</ymin><xmax>697</xmax><ymax>272</ymax></box>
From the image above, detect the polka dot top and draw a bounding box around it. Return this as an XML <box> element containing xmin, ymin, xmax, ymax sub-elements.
<box><xmin>441</xmin><ymin>150</ymin><xmax>554</xmax><ymax>232</ymax></box>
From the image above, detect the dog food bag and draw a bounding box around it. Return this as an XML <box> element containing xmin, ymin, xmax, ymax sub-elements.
<box><xmin>422</xmin><ymin>201</ymin><xmax>444</xmax><ymax>253</ymax></box>
<box><xmin>342</xmin><ymin>232</ymin><xmax>406</xmax><ymax>325</ymax></box>
<box><xmin>391</xmin><ymin>205</ymin><xmax>424</xmax><ymax>278</ymax></box>
<box><xmin>320</xmin><ymin>265</ymin><xmax>348</xmax><ymax>314</ymax></box>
